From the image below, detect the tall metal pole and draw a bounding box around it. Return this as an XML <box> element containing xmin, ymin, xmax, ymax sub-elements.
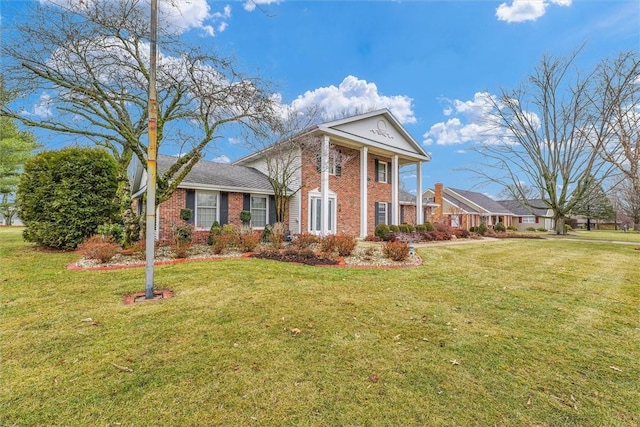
<box><xmin>145</xmin><ymin>0</ymin><xmax>158</xmax><ymax>299</ymax></box>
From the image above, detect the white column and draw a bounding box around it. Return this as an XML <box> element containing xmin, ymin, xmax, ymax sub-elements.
<box><xmin>360</xmin><ymin>146</ymin><xmax>368</xmax><ymax>238</ymax></box>
<box><xmin>391</xmin><ymin>155</ymin><xmax>399</xmax><ymax>225</ymax></box>
<box><xmin>416</xmin><ymin>162</ymin><xmax>423</xmax><ymax>224</ymax></box>
<box><xmin>321</xmin><ymin>135</ymin><xmax>330</xmax><ymax>236</ymax></box>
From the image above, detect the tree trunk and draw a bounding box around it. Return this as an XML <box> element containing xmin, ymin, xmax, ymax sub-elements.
<box><xmin>555</xmin><ymin>216</ymin><xmax>567</xmax><ymax>235</ymax></box>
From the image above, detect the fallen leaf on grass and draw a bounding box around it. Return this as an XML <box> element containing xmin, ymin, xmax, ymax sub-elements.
<box><xmin>370</xmin><ymin>374</ymin><xmax>379</xmax><ymax>383</ymax></box>
<box><xmin>609</xmin><ymin>366</ymin><xmax>623</xmax><ymax>372</ymax></box>
<box><xmin>111</xmin><ymin>362</ymin><xmax>133</xmax><ymax>373</ymax></box>
<box><xmin>290</xmin><ymin>328</ymin><xmax>301</xmax><ymax>336</ymax></box>
<box><xmin>450</xmin><ymin>359</ymin><xmax>460</xmax><ymax>365</ymax></box>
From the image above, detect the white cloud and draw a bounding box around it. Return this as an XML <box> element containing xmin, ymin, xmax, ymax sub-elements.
<box><xmin>290</xmin><ymin>75</ymin><xmax>416</xmax><ymax>124</ymax></box>
<box><xmin>496</xmin><ymin>0</ymin><xmax>572</xmax><ymax>23</ymax></box>
<box><xmin>22</xmin><ymin>93</ymin><xmax>53</xmax><ymax>118</ymax></box>
<box><xmin>423</xmin><ymin>92</ymin><xmax>536</xmax><ymax>146</ymax></box>
<box><xmin>243</xmin><ymin>0</ymin><xmax>280</xmax><ymax>12</ymax></box>
<box><xmin>40</xmin><ymin>0</ymin><xmax>230</xmax><ymax>36</ymax></box>
<box><xmin>212</xmin><ymin>154</ymin><xmax>231</xmax><ymax>163</ymax></box>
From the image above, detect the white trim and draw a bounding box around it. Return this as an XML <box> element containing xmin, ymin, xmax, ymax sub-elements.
<box><xmin>308</xmin><ymin>190</ymin><xmax>336</xmax><ymax>235</ymax></box>
<box><xmin>416</xmin><ymin>162</ymin><xmax>423</xmax><ymax>224</ymax></box>
<box><xmin>391</xmin><ymin>155</ymin><xmax>399</xmax><ymax>225</ymax></box>
<box><xmin>321</xmin><ymin>135</ymin><xmax>330</xmax><ymax>236</ymax></box>
<box><xmin>360</xmin><ymin>146</ymin><xmax>368</xmax><ymax>238</ymax></box>
<box><xmin>250</xmin><ymin>194</ymin><xmax>268</xmax><ymax>229</ymax></box>
<box><xmin>194</xmin><ymin>190</ymin><xmax>219</xmax><ymax>231</ymax></box>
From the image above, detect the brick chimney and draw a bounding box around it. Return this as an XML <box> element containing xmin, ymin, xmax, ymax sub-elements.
<box><xmin>434</xmin><ymin>182</ymin><xmax>444</xmax><ymax>216</ymax></box>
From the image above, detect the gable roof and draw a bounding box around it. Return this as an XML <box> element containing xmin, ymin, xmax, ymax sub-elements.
<box><xmin>157</xmin><ymin>155</ymin><xmax>274</xmax><ymax>193</ymax></box>
<box><xmin>447</xmin><ymin>188</ymin><xmax>513</xmax><ymax>215</ymax></box>
<box><xmin>235</xmin><ymin>109</ymin><xmax>430</xmax><ymax>166</ymax></box>
<box><xmin>131</xmin><ymin>155</ymin><xmax>275</xmax><ymax>197</ymax></box>
<box><xmin>498</xmin><ymin>199</ymin><xmax>551</xmax><ymax>217</ymax></box>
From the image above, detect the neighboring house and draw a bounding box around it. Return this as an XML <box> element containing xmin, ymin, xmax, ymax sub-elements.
<box><xmin>498</xmin><ymin>199</ymin><xmax>554</xmax><ymax>231</ymax></box>
<box><xmin>423</xmin><ymin>183</ymin><xmax>515</xmax><ymax>229</ymax></box>
<box><xmin>399</xmin><ymin>189</ymin><xmax>439</xmax><ymax>225</ymax></box>
<box><xmin>131</xmin><ymin>109</ymin><xmax>431</xmax><ymax>240</ymax></box>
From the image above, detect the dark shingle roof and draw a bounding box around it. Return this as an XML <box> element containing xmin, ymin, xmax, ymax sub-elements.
<box><xmin>157</xmin><ymin>155</ymin><xmax>274</xmax><ymax>193</ymax></box>
<box><xmin>498</xmin><ymin>199</ymin><xmax>550</xmax><ymax>217</ymax></box>
<box><xmin>448</xmin><ymin>188</ymin><xmax>513</xmax><ymax>214</ymax></box>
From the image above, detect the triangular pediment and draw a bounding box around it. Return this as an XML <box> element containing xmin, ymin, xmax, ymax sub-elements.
<box><xmin>318</xmin><ymin>109</ymin><xmax>430</xmax><ymax>162</ymax></box>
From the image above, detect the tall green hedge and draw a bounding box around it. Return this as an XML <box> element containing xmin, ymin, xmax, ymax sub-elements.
<box><xmin>17</xmin><ymin>147</ymin><xmax>118</xmax><ymax>249</ymax></box>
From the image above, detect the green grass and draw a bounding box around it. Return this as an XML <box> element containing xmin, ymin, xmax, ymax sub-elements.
<box><xmin>560</xmin><ymin>229</ymin><xmax>640</xmax><ymax>243</ymax></box>
<box><xmin>1</xmin><ymin>227</ymin><xmax>638</xmax><ymax>426</ymax></box>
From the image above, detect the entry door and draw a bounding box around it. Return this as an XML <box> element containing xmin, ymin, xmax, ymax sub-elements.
<box><xmin>310</xmin><ymin>197</ymin><xmax>335</xmax><ymax>234</ymax></box>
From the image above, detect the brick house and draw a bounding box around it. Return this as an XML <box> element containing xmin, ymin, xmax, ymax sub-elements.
<box><xmin>423</xmin><ymin>183</ymin><xmax>515</xmax><ymax>230</ymax></box>
<box><xmin>131</xmin><ymin>109</ymin><xmax>431</xmax><ymax>240</ymax></box>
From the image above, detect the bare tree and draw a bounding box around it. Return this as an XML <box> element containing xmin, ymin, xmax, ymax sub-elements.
<box><xmin>1</xmin><ymin>0</ymin><xmax>278</xmax><ymax>236</ymax></box>
<box><xmin>610</xmin><ymin>175</ymin><xmax>640</xmax><ymax>230</ymax></box>
<box><xmin>472</xmin><ymin>51</ymin><xmax>612</xmax><ymax>234</ymax></box>
<box><xmin>585</xmin><ymin>51</ymin><xmax>640</xmax><ymax>229</ymax></box>
<box><xmin>239</xmin><ymin>107</ymin><xmax>355</xmax><ymax>224</ymax></box>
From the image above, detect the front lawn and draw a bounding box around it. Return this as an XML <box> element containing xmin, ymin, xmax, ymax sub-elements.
<box><xmin>1</xmin><ymin>227</ymin><xmax>638</xmax><ymax>426</ymax></box>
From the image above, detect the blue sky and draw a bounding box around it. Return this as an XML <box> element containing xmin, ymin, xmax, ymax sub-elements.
<box><xmin>3</xmin><ymin>0</ymin><xmax>639</xmax><ymax>196</ymax></box>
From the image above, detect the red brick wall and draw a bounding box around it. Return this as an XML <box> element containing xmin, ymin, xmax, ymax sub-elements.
<box><xmin>158</xmin><ymin>188</ymin><xmax>187</xmax><ymax>242</ymax></box>
<box><xmin>299</xmin><ymin>145</ymin><xmax>392</xmax><ymax>236</ymax></box>
<box><xmin>156</xmin><ymin>189</ymin><xmax>288</xmax><ymax>242</ymax></box>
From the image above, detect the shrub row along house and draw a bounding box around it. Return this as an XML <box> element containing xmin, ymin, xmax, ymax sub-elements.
<box><xmin>129</xmin><ymin>109</ymin><xmax>555</xmax><ymax>241</ymax></box>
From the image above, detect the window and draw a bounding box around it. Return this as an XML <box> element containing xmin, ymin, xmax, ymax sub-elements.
<box><xmin>309</xmin><ymin>196</ymin><xmax>335</xmax><ymax>234</ymax></box>
<box><xmin>375</xmin><ymin>159</ymin><xmax>388</xmax><ymax>183</ymax></box>
<box><xmin>376</xmin><ymin>202</ymin><xmax>388</xmax><ymax>225</ymax></box>
<box><xmin>251</xmin><ymin>195</ymin><xmax>267</xmax><ymax>228</ymax></box>
<box><xmin>522</xmin><ymin>216</ymin><xmax>535</xmax><ymax>224</ymax></box>
<box><xmin>451</xmin><ymin>215</ymin><xmax>460</xmax><ymax>228</ymax></box>
<box><xmin>317</xmin><ymin>150</ymin><xmax>342</xmax><ymax>176</ymax></box>
<box><xmin>196</xmin><ymin>191</ymin><xmax>218</xmax><ymax>229</ymax></box>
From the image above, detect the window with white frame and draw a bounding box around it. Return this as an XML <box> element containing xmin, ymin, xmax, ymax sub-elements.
<box><xmin>376</xmin><ymin>202</ymin><xmax>388</xmax><ymax>225</ymax></box>
<box><xmin>377</xmin><ymin>161</ymin><xmax>388</xmax><ymax>183</ymax></box>
<box><xmin>451</xmin><ymin>215</ymin><xmax>461</xmax><ymax>228</ymax></box>
<box><xmin>309</xmin><ymin>196</ymin><xmax>335</xmax><ymax>234</ymax></box>
<box><xmin>251</xmin><ymin>195</ymin><xmax>268</xmax><ymax>228</ymax></box>
<box><xmin>196</xmin><ymin>191</ymin><xmax>218</xmax><ymax>229</ymax></box>
<box><xmin>522</xmin><ymin>216</ymin><xmax>536</xmax><ymax>224</ymax></box>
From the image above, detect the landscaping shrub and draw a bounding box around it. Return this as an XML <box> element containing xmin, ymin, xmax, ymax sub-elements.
<box><xmin>269</xmin><ymin>222</ymin><xmax>286</xmax><ymax>249</ymax></box>
<box><xmin>207</xmin><ymin>221</ymin><xmax>221</xmax><ymax>246</ymax></box>
<box><xmin>389</xmin><ymin>224</ymin><xmax>400</xmax><ymax>233</ymax></box>
<box><xmin>375</xmin><ymin>224</ymin><xmax>390</xmax><ymax>241</ymax></box>
<box><xmin>382</xmin><ymin>241</ymin><xmax>410</xmax><ymax>261</ymax></box>
<box><xmin>211</xmin><ymin>233</ymin><xmax>234</xmax><ymax>255</ymax></box>
<box><xmin>171</xmin><ymin>224</ymin><xmax>193</xmax><ymax>258</ymax></box>
<box><xmin>537</xmin><ymin>227</ymin><xmax>547</xmax><ymax>232</ymax></box>
<box><xmin>328</xmin><ymin>234</ymin><xmax>357</xmax><ymax>257</ymax></box>
<box><xmin>477</xmin><ymin>223</ymin><xmax>488</xmax><ymax>236</ymax></box>
<box><xmin>364</xmin><ymin>234</ymin><xmax>382</xmax><ymax>242</ymax></box>
<box><xmin>179</xmin><ymin>208</ymin><xmax>193</xmax><ymax>222</ymax></box>
<box><xmin>507</xmin><ymin>225</ymin><xmax>518</xmax><ymax>231</ymax></box>
<box><xmin>238</xmin><ymin>231</ymin><xmax>261</xmax><ymax>253</ymax></box>
<box><xmin>293</xmin><ymin>232</ymin><xmax>321</xmax><ymax>249</ymax></box>
<box><xmin>423</xmin><ymin>222</ymin><xmax>435</xmax><ymax>232</ymax></box>
<box><xmin>414</xmin><ymin>224</ymin><xmax>426</xmax><ymax>232</ymax></box>
<box><xmin>494</xmin><ymin>221</ymin><xmax>506</xmax><ymax>232</ymax></box>
<box><xmin>97</xmin><ymin>223</ymin><xmax>124</xmax><ymax>245</ymax></box>
<box><xmin>564</xmin><ymin>224</ymin><xmax>573</xmax><ymax>232</ymax></box>
<box><xmin>526</xmin><ymin>227</ymin><xmax>536</xmax><ymax>232</ymax></box>
<box><xmin>17</xmin><ymin>147</ymin><xmax>118</xmax><ymax>249</ymax></box>
<box><xmin>399</xmin><ymin>224</ymin><xmax>410</xmax><ymax>233</ymax></box>
<box><xmin>78</xmin><ymin>235</ymin><xmax>121</xmax><ymax>263</ymax></box>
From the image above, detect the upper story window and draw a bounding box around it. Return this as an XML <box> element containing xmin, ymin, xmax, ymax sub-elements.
<box><xmin>316</xmin><ymin>149</ymin><xmax>342</xmax><ymax>176</ymax></box>
<box><xmin>196</xmin><ymin>190</ymin><xmax>218</xmax><ymax>229</ymax></box>
<box><xmin>375</xmin><ymin>159</ymin><xmax>389</xmax><ymax>183</ymax></box>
